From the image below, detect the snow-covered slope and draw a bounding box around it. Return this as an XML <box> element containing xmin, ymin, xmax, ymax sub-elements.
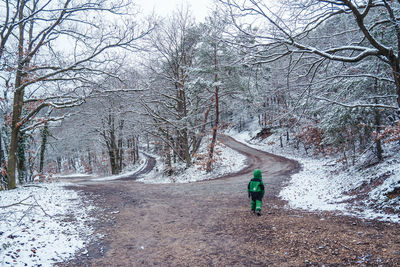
<box><xmin>138</xmin><ymin>141</ymin><xmax>247</xmax><ymax>184</ymax></box>
<box><xmin>229</xmin><ymin>126</ymin><xmax>400</xmax><ymax>223</ymax></box>
<box><xmin>0</xmin><ymin>183</ymin><xmax>97</xmax><ymax>266</ymax></box>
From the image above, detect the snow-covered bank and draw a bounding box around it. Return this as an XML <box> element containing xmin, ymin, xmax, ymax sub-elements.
<box><xmin>0</xmin><ymin>183</ymin><xmax>96</xmax><ymax>266</ymax></box>
<box><xmin>138</xmin><ymin>142</ymin><xmax>247</xmax><ymax>184</ymax></box>
<box><xmin>54</xmin><ymin>153</ymin><xmax>148</xmax><ymax>182</ymax></box>
<box><xmin>229</xmin><ymin>126</ymin><xmax>400</xmax><ymax>223</ymax></box>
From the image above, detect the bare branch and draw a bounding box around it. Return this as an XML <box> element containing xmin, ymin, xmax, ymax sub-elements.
<box><xmin>315</xmin><ymin>96</ymin><xmax>398</xmax><ymax>110</ymax></box>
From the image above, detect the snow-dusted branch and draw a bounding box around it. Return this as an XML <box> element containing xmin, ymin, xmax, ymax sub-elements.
<box><xmin>315</xmin><ymin>96</ymin><xmax>399</xmax><ymax>110</ymax></box>
<box><xmin>283</xmin><ymin>41</ymin><xmax>380</xmax><ymax>63</ymax></box>
<box><xmin>0</xmin><ymin>194</ymin><xmax>52</xmax><ymax>225</ymax></box>
<box><xmin>17</xmin><ymin>98</ymin><xmax>84</xmax><ymax>130</ymax></box>
<box><xmin>0</xmin><ymin>195</ymin><xmax>33</xmax><ymax>209</ymax></box>
<box><xmin>21</xmin><ymin>115</ymin><xmax>70</xmax><ymax>133</ymax></box>
<box><xmin>219</xmin><ymin>0</ymin><xmax>400</xmax><ymax>110</ymax></box>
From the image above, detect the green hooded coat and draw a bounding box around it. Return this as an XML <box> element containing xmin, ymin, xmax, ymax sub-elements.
<box><xmin>248</xmin><ymin>169</ymin><xmax>265</xmax><ymax>200</ymax></box>
<box><xmin>248</xmin><ymin>169</ymin><xmax>265</xmax><ymax>212</ymax></box>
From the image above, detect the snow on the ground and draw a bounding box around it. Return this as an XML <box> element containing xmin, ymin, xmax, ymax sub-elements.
<box><xmin>138</xmin><ymin>141</ymin><xmax>248</xmax><ymax>184</ymax></box>
<box><xmin>229</xmin><ymin>125</ymin><xmax>400</xmax><ymax>223</ymax></box>
<box><xmin>0</xmin><ymin>182</ymin><xmax>96</xmax><ymax>266</ymax></box>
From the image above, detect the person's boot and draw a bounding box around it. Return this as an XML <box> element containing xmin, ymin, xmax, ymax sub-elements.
<box><xmin>256</xmin><ymin>210</ymin><xmax>261</xmax><ymax>216</ymax></box>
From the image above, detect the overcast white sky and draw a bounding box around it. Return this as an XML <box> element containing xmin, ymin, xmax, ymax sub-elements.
<box><xmin>134</xmin><ymin>0</ymin><xmax>214</xmax><ymax>21</ymax></box>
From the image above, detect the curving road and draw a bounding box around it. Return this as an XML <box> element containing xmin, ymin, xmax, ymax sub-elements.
<box><xmin>59</xmin><ymin>135</ymin><xmax>400</xmax><ymax>266</ymax></box>
<box><xmin>119</xmin><ymin>153</ymin><xmax>157</xmax><ymax>181</ymax></box>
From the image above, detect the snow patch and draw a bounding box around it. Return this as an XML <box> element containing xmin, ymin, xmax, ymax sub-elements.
<box><xmin>0</xmin><ymin>182</ymin><xmax>96</xmax><ymax>266</ymax></box>
<box><xmin>229</xmin><ymin>127</ymin><xmax>400</xmax><ymax>223</ymax></box>
<box><xmin>138</xmin><ymin>142</ymin><xmax>247</xmax><ymax>184</ymax></box>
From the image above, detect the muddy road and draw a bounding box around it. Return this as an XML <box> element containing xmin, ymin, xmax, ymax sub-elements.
<box><xmin>60</xmin><ymin>136</ymin><xmax>400</xmax><ymax>266</ymax></box>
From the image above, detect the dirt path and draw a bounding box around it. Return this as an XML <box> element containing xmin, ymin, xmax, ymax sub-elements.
<box><xmin>60</xmin><ymin>136</ymin><xmax>400</xmax><ymax>266</ymax></box>
<box><xmin>119</xmin><ymin>153</ymin><xmax>156</xmax><ymax>181</ymax></box>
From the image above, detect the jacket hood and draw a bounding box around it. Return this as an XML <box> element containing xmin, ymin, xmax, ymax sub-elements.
<box><xmin>253</xmin><ymin>169</ymin><xmax>262</xmax><ymax>180</ymax></box>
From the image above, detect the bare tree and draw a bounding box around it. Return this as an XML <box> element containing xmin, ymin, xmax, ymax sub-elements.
<box><xmin>219</xmin><ymin>0</ymin><xmax>400</xmax><ymax>109</ymax></box>
<box><xmin>49</xmin><ymin>68</ymin><xmax>146</xmax><ymax>176</ymax></box>
<box><xmin>142</xmin><ymin>6</ymin><xmax>203</xmax><ymax>170</ymax></box>
<box><xmin>0</xmin><ymin>0</ymin><xmax>153</xmax><ymax>189</ymax></box>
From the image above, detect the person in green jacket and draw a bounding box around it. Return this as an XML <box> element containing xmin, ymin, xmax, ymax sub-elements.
<box><xmin>247</xmin><ymin>169</ymin><xmax>265</xmax><ymax>216</ymax></box>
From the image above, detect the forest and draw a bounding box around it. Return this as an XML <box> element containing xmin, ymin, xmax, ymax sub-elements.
<box><xmin>1</xmin><ymin>0</ymin><xmax>399</xmax><ymax>190</ymax></box>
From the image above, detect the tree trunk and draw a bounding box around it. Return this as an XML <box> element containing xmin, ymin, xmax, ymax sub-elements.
<box><xmin>87</xmin><ymin>149</ymin><xmax>93</xmax><ymax>174</ymax></box>
<box><xmin>182</xmin><ymin>129</ymin><xmax>191</xmax><ymax>168</ymax></box>
<box><xmin>342</xmin><ymin>149</ymin><xmax>348</xmax><ymax>166</ymax></box>
<box><xmin>117</xmin><ymin>119</ymin><xmax>124</xmax><ymax>173</ymax></box>
<box><xmin>7</xmin><ymin>76</ymin><xmax>24</xmax><ymax>189</ymax></box>
<box><xmin>166</xmin><ymin>129</ymin><xmax>171</xmax><ymax>170</ymax></box>
<box><xmin>108</xmin><ymin>150</ymin><xmax>117</xmax><ymax>174</ymax></box>
<box><xmin>206</xmin><ymin>43</ymin><xmax>220</xmax><ymax>173</ymax></box>
<box><xmin>130</xmin><ymin>137</ymin><xmax>136</xmax><ymax>164</ymax></box>
<box><xmin>69</xmin><ymin>158</ymin><xmax>75</xmax><ymax>171</ymax></box>
<box><xmin>57</xmin><ymin>157</ymin><xmax>62</xmax><ymax>173</ymax></box>
<box><xmin>264</xmin><ymin>112</ymin><xmax>267</xmax><ymax>127</ymax></box>
<box><xmin>135</xmin><ymin>136</ymin><xmax>139</xmax><ymax>162</ymax></box>
<box><xmin>374</xmin><ymin>63</ymin><xmax>384</xmax><ymax>161</ymax></box>
<box><xmin>105</xmin><ymin>114</ymin><xmax>118</xmax><ymax>175</ymax></box>
<box><xmin>391</xmin><ymin>58</ymin><xmax>400</xmax><ymax>109</ymax></box>
<box><xmin>17</xmin><ymin>133</ymin><xmax>26</xmax><ymax>184</ymax></box>
<box><xmin>146</xmin><ymin>134</ymin><xmax>149</xmax><ymax>151</ymax></box>
<box><xmin>192</xmin><ymin>106</ymin><xmax>211</xmax><ymax>156</ymax></box>
<box><xmin>39</xmin><ymin>123</ymin><xmax>49</xmax><ymax>174</ymax></box>
<box><xmin>173</xmin><ymin>136</ymin><xmax>177</xmax><ymax>164</ymax></box>
<box><xmin>206</xmin><ymin>125</ymin><xmax>218</xmax><ymax>173</ymax></box>
<box><xmin>7</xmin><ymin>1</ymin><xmax>26</xmax><ymax>189</ymax></box>
<box><xmin>0</xmin><ymin>134</ymin><xmax>6</xmax><ymax>188</ymax></box>
<box><xmin>374</xmin><ymin>98</ymin><xmax>383</xmax><ymax>161</ymax></box>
